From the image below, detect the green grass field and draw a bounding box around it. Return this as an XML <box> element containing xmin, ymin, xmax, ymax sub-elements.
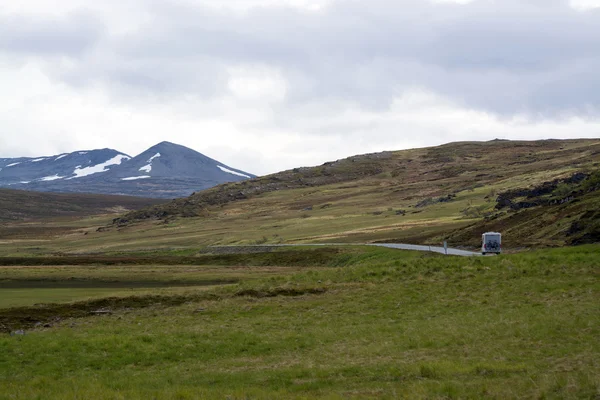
<box><xmin>1</xmin><ymin>245</ymin><xmax>598</xmax><ymax>399</ymax></box>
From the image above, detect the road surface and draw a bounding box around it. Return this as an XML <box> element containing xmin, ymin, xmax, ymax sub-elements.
<box><xmin>370</xmin><ymin>243</ymin><xmax>480</xmax><ymax>256</ymax></box>
<box><xmin>208</xmin><ymin>243</ymin><xmax>481</xmax><ymax>257</ymax></box>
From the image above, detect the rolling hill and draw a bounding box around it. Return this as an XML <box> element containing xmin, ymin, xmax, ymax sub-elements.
<box><xmin>103</xmin><ymin>138</ymin><xmax>600</xmax><ymax>249</ymax></box>
<box><xmin>116</xmin><ymin>139</ymin><xmax>600</xmax><ymax>219</ymax></box>
<box><xmin>0</xmin><ymin>189</ymin><xmax>166</xmax><ymax>222</ymax></box>
<box><xmin>2</xmin><ymin>138</ymin><xmax>599</xmax><ymax>255</ymax></box>
<box><xmin>0</xmin><ymin>189</ymin><xmax>167</xmax><ymax>244</ymax></box>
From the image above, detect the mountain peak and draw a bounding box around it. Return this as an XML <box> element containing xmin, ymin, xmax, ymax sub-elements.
<box><xmin>0</xmin><ymin>142</ymin><xmax>255</xmax><ymax>198</ymax></box>
<box><xmin>114</xmin><ymin>142</ymin><xmax>255</xmax><ymax>182</ymax></box>
<box><xmin>149</xmin><ymin>141</ymin><xmax>183</xmax><ymax>150</ymax></box>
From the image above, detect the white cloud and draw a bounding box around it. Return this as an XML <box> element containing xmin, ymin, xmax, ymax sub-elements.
<box><xmin>570</xmin><ymin>0</ymin><xmax>600</xmax><ymax>10</ymax></box>
<box><xmin>1</xmin><ymin>57</ymin><xmax>599</xmax><ymax>176</ymax></box>
<box><xmin>430</xmin><ymin>0</ymin><xmax>475</xmax><ymax>4</ymax></box>
<box><xmin>227</xmin><ymin>65</ymin><xmax>288</xmax><ymax>103</ymax></box>
<box><xmin>174</xmin><ymin>0</ymin><xmax>332</xmax><ymax>12</ymax></box>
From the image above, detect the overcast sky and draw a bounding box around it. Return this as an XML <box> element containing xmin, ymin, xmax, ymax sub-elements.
<box><xmin>1</xmin><ymin>0</ymin><xmax>599</xmax><ymax>175</ymax></box>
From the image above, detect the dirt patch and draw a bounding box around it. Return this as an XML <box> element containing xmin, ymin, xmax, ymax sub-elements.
<box><xmin>0</xmin><ymin>279</ymin><xmax>236</xmax><ymax>289</ymax></box>
<box><xmin>202</xmin><ymin>246</ymin><xmax>280</xmax><ymax>254</ymax></box>
<box><xmin>0</xmin><ymin>293</ymin><xmax>211</xmax><ymax>333</ymax></box>
<box><xmin>235</xmin><ymin>286</ymin><xmax>327</xmax><ymax>298</ymax></box>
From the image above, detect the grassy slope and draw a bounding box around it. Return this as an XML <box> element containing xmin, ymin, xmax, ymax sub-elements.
<box><xmin>108</xmin><ymin>139</ymin><xmax>600</xmax><ymax>249</ymax></box>
<box><xmin>0</xmin><ymin>189</ymin><xmax>166</xmax><ymax>222</ymax></box>
<box><xmin>117</xmin><ymin>139</ymin><xmax>600</xmax><ymax>223</ymax></box>
<box><xmin>0</xmin><ymin>189</ymin><xmax>166</xmax><ymax>249</ymax></box>
<box><xmin>1</xmin><ymin>139</ymin><xmax>599</xmax><ymax>256</ymax></box>
<box><xmin>0</xmin><ymin>246</ymin><xmax>598</xmax><ymax>399</ymax></box>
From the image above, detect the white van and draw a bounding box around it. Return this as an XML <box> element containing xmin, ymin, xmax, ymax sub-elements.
<box><xmin>481</xmin><ymin>232</ymin><xmax>502</xmax><ymax>255</ymax></box>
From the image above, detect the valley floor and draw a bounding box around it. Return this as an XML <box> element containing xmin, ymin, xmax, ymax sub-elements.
<box><xmin>0</xmin><ymin>245</ymin><xmax>598</xmax><ymax>399</ymax></box>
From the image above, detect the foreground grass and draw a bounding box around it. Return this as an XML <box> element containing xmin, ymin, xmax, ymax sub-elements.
<box><xmin>0</xmin><ymin>286</ymin><xmax>223</xmax><ymax>309</ymax></box>
<box><xmin>0</xmin><ymin>246</ymin><xmax>598</xmax><ymax>399</ymax></box>
<box><xmin>0</xmin><ymin>259</ymin><xmax>327</xmax><ymax>308</ymax></box>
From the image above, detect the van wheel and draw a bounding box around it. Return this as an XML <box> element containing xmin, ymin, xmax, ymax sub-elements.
<box><xmin>482</xmin><ymin>252</ymin><xmax>486</xmax><ymax>255</ymax></box>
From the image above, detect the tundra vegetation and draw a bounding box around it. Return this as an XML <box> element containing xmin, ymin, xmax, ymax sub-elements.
<box><xmin>0</xmin><ymin>139</ymin><xmax>599</xmax><ymax>398</ymax></box>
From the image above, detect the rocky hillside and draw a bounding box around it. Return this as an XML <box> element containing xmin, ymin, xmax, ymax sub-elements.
<box><xmin>101</xmin><ymin>139</ymin><xmax>600</xmax><ymax>248</ymax></box>
<box><xmin>114</xmin><ymin>139</ymin><xmax>600</xmax><ymax>219</ymax></box>
<box><xmin>447</xmin><ymin>170</ymin><xmax>600</xmax><ymax>247</ymax></box>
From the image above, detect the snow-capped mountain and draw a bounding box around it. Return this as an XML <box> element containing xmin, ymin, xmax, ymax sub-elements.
<box><xmin>0</xmin><ymin>149</ymin><xmax>130</xmax><ymax>185</ymax></box>
<box><xmin>102</xmin><ymin>141</ymin><xmax>253</xmax><ymax>182</ymax></box>
<box><xmin>0</xmin><ymin>142</ymin><xmax>255</xmax><ymax>198</ymax></box>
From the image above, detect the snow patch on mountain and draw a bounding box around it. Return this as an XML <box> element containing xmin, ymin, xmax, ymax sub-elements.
<box><xmin>6</xmin><ymin>162</ymin><xmax>20</xmax><ymax>167</ymax></box>
<box><xmin>139</xmin><ymin>153</ymin><xmax>161</xmax><ymax>173</ymax></box>
<box><xmin>40</xmin><ymin>175</ymin><xmax>64</xmax><ymax>181</ymax></box>
<box><xmin>69</xmin><ymin>155</ymin><xmax>130</xmax><ymax>179</ymax></box>
<box><xmin>55</xmin><ymin>154</ymin><xmax>68</xmax><ymax>161</ymax></box>
<box><xmin>217</xmin><ymin>165</ymin><xmax>251</xmax><ymax>178</ymax></box>
<box><xmin>31</xmin><ymin>158</ymin><xmax>46</xmax><ymax>162</ymax></box>
<box><xmin>121</xmin><ymin>176</ymin><xmax>151</xmax><ymax>181</ymax></box>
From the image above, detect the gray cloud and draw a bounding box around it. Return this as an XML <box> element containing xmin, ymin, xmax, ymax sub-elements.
<box><xmin>0</xmin><ymin>11</ymin><xmax>104</xmax><ymax>56</ymax></box>
<box><xmin>3</xmin><ymin>0</ymin><xmax>597</xmax><ymax>116</ymax></box>
<box><xmin>129</xmin><ymin>1</ymin><xmax>600</xmax><ymax>115</ymax></box>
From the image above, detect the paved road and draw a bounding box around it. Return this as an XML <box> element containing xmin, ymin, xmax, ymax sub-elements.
<box><xmin>369</xmin><ymin>243</ymin><xmax>480</xmax><ymax>257</ymax></box>
<box><xmin>208</xmin><ymin>243</ymin><xmax>481</xmax><ymax>257</ymax></box>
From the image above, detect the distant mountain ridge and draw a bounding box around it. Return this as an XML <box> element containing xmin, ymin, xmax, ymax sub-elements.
<box><xmin>0</xmin><ymin>142</ymin><xmax>255</xmax><ymax>198</ymax></box>
<box><xmin>0</xmin><ymin>149</ymin><xmax>131</xmax><ymax>183</ymax></box>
